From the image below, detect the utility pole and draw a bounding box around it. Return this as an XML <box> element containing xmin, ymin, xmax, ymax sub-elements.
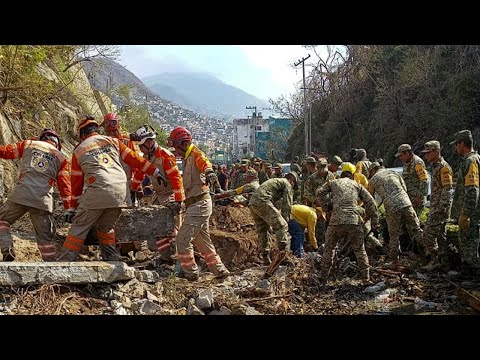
<box><xmin>246</xmin><ymin>106</ymin><xmax>257</xmax><ymax>156</ymax></box>
<box><xmin>294</xmin><ymin>54</ymin><xmax>311</xmax><ymax>156</ymax></box>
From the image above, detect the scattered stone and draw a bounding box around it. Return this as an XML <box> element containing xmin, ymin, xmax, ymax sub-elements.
<box><xmin>135</xmin><ymin>251</ymin><xmax>147</xmax><ymax>262</ymax></box>
<box><xmin>187</xmin><ymin>300</ymin><xmax>205</xmax><ymax>315</ymax></box>
<box><xmin>256</xmin><ymin>279</ymin><xmax>270</xmax><ymax>289</ymax></box>
<box><xmin>139</xmin><ymin>300</ymin><xmax>163</xmax><ymax>315</ymax></box>
<box><xmin>135</xmin><ymin>270</ymin><xmax>161</xmax><ymax>283</ymax></box>
<box><xmin>196</xmin><ymin>288</ymin><xmax>214</xmax><ymax>309</ymax></box>
<box><xmin>208</xmin><ymin>306</ymin><xmax>232</xmax><ymax>315</ymax></box>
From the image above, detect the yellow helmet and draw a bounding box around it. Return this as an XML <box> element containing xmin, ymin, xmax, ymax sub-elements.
<box><xmin>341</xmin><ymin>162</ymin><xmax>356</xmax><ymax>175</ymax></box>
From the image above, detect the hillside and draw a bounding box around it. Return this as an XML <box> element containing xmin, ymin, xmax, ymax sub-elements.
<box><xmin>143</xmin><ymin>72</ymin><xmax>271</xmax><ymax>119</ymax></box>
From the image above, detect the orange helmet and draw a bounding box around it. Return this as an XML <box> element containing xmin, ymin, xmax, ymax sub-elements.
<box><xmin>39</xmin><ymin>128</ymin><xmax>62</xmax><ymax>151</ymax></box>
<box><xmin>168</xmin><ymin>126</ymin><xmax>192</xmax><ymax>147</ymax></box>
<box><xmin>103</xmin><ymin>112</ymin><xmax>120</xmax><ymax>131</ymax></box>
<box><xmin>78</xmin><ymin>115</ymin><xmax>98</xmax><ymax>138</ymax></box>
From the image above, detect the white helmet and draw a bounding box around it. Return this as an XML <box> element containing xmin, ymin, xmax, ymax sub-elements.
<box><xmin>135</xmin><ymin>124</ymin><xmax>157</xmax><ymax>145</ymax></box>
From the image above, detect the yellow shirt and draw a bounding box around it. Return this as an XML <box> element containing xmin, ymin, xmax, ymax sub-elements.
<box><xmin>291</xmin><ymin>204</ymin><xmax>318</xmax><ymax>249</ymax></box>
<box><xmin>354</xmin><ymin>172</ymin><xmax>369</xmax><ymax>206</ymax></box>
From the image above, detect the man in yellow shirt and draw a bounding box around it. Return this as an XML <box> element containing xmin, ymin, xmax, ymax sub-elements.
<box><xmin>289</xmin><ymin>204</ymin><xmax>318</xmax><ymax>257</ymax></box>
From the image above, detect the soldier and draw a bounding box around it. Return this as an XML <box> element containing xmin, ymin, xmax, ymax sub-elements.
<box><xmin>328</xmin><ymin>155</ymin><xmax>343</xmax><ymax>178</ymax></box>
<box><xmin>57</xmin><ymin>116</ymin><xmax>166</xmax><ymax>262</ymax></box>
<box><xmin>301</xmin><ymin>157</ymin><xmax>317</xmax><ymax>202</ymax></box>
<box><xmin>131</xmin><ymin>124</ymin><xmax>185</xmax><ymax>262</ymax></box>
<box><xmin>0</xmin><ymin>129</ymin><xmax>72</xmax><ymax>261</ymax></box>
<box><xmin>290</xmin><ymin>156</ymin><xmax>302</xmax><ymax>174</ymax></box>
<box><xmin>248</xmin><ymin>172</ymin><xmax>298</xmax><ymax>265</ymax></box>
<box><xmin>262</xmin><ymin>163</ymin><xmax>273</xmax><ymax>183</ymax></box>
<box><xmin>231</xmin><ymin>159</ymin><xmax>250</xmax><ymax>189</ymax></box>
<box><xmin>369</xmin><ymin>162</ymin><xmax>424</xmax><ymax>265</ymax></box>
<box><xmin>213</xmin><ymin>168</ymin><xmax>259</xmax><ymax>206</ymax></box>
<box><xmin>168</xmin><ymin>126</ymin><xmax>230</xmax><ymax>281</ymax></box>
<box><xmin>304</xmin><ymin>158</ymin><xmax>335</xmax><ymax>207</ymax></box>
<box><xmin>420</xmin><ymin>141</ymin><xmax>454</xmax><ymax>271</ymax></box>
<box><xmin>396</xmin><ymin>143</ymin><xmax>429</xmax><ymax>217</ymax></box>
<box><xmin>355</xmin><ymin>149</ymin><xmax>372</xmax><ymax>178</ymax></box>
<box><xmin>451</xmin><ymin>130</ymin><xmax>480</xmax><ymax>277</ymax></box>
<box><xmin>271</xmin><ymin>162</ymin><xmax>284</xmax><ymax>178</ymax></box>
<box><xmin>317</xmin><ymin>162</ymin><xmax>379</xmax><ymax>283</ymax></box>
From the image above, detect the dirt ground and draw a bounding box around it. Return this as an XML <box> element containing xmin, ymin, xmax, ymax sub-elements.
<box><xmin>1</xmin><ymin>206</ymin><xmax>479</xmax><ymax>315</ymax></box>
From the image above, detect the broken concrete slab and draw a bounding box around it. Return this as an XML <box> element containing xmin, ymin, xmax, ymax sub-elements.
<box><xmin>115</xmin><ymin>205</ymin><xmax>175</xmax><ymax>243</ymax></box>
<box><xmin>0</xmin><ymin>262</ymin><xmax>135</xmax><ymax>286</ymax></box>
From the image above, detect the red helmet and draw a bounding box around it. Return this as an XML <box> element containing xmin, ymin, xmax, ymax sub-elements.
<box><xmin>39</xmin><ymin>128</ymin><xmax>62</xmax><ymax>151</ymax></box>
<box><xmin>103</xmin><ymin>112</ymin><xmax>120</xmax><ymax>130</ymax></box>
<box><xmin>78</xmin><ymin>115</ymin><xmax>99</xmax><ymax>138</ymax></box>
<box><xmin>168</xmin><ymin>126</ymin><xmax>192</xmax><ymax>147</ymax></box>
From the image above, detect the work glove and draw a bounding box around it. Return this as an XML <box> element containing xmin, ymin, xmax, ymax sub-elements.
<box><xmin>64</xmin><ymin>209</ymin><xmax>76</xmax><ymax>224</ymax></box>
<box><xmin>459</xmin><ymin>213</ymin><xmax>471</xmax><ymax>231</ymax></box>
<box><xmin>168</xmin><ymin>201</ymin><xmax>183</xmax><ymax>216</ymax></box>
<box><xmin>153</xmin><ymin>169</ymin><xmax>167</xmax><ymax>187</ymax></box>
<box><xmin>129</xmin><ymin>132</ymin><xmax>142</xmax><ymax>142</ymax></box>
<box><xmin>205</xmin><ymin>170</ymin><xmax>218</xmax><ymax>186</ymax></box>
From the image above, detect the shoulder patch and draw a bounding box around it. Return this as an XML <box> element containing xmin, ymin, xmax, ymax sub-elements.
<box><xmin>415</xmin><ymin>163</ymin><xmax>428</xmax><ymax>181</ymax></box>
<box><xmin>465</xmin><ymin>161</ymin><xmax>479</xmax><ymax>187</ymax></box>
<box><xmin>440</xmin><ymin>166</ymin><xmax>453</xmax><ymax>187</ymax></box>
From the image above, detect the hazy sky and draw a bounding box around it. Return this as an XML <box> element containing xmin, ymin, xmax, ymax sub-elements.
<box><xmin>119</xmin><ymin>45</ymin><xmax>316</xmax><ymax>101</ymax></box>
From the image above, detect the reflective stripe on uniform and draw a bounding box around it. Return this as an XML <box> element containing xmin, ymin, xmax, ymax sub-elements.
<box><xmin>64</xmin><ymin>234</ymin><xmax>85</xmax><ymax>251</ymax></box>
<box><xmin>97</xmin><ymin>230</ymin><xmax>116</xmax><ymax>245</ymax></box>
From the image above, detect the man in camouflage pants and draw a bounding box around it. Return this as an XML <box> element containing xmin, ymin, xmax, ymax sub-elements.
<box><xmin>369</xmin><ymin>163</ymin><xmax>424</xmax><ymax>265</ymax></box>
<box><xmin>304</xmin><ymin>158</ymin><xmax>336</xmax><ymax>246</ymax></box>
<box><xmin>451</xmin><ymin>130</ymin><xmax>480</xmax><ymax>277</ymax></box>
<box><xmin>396</xmin><ymin>143</ymin><xmax>429</xmax><ymax>217</ymax></box>
<box><xmin>317</xmin><ymin>163</ymin><xmax>379</xmax><ymax>283</ymax></box>
<box><xmin>420</xmin><ymin>141</ymin><xmax>454</xmax><ymax>271</ymax></box>
<box><xmin>248</xmin><ymin>173</ymin><xmax>298</xmax><ymax>265</ymax></box>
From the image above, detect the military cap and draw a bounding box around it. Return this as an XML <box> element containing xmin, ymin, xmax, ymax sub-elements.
<box><xmin>245</xmin><ymin>169</ymin><xmax>258</xmax><ymax>178</ymax></box>
<box><xmin>356</xmin><ymin>149</ymin><xmax>367</xmax><ymax>159</ymax></box>
<box><xmin>293</xmin><ymin>156</ymin><xmax>299</xmax><ymax>162</ymax></box>
<box><xmin>317</xmin><ymin>158</ymin><xmax>328</xmax><ymax>167</ymax></box>
<box><xmin>305</xmin><ymin>156</ymin><xmax>317</xmax><ymax>164</ymax></box>
<box><xmin>395</xmin><ymin>144</ymin><xmax>412</xmax><ymax>157</ymax></box>
<box><xmin>273</xmin><ymin>162</ymin><xmax>282</xmax><ymax>169</ymax></box>
<box><xmin>450</xmin><ymin>130</ymin><xmax>473</xmax><ymax>145</ymax></box>
<box><xmin>265</xmin><ymin>163</ymin><xmax>272</xmax><ymax>169</ymax></box>
<box><xmin>253</xmin><ymin>161</ymin><xmax>261</xmax><ymax>167</ymax></box>
<box><xmin>421</xmin><ymin>140</ymin><xmax>441</xmax><ymax>153</ymax></box>
<box><xmin>241</xmin><ymin>159</ymin><xmax>250</xmax><ymax>166</ymax></box>
<box><xmin>331</xmin><ymin>155</ymin><xmax>343</xmax><ymax>166</ymax></box>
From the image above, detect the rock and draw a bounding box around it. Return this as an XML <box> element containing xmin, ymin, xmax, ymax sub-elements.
<box><xmin>187</xmin><ymin>301</ymin><xmax>205</xmax><ymax>315</ymax></box>
<box><xmin>196</xmin><ymin>288</ymin><xmax>214</xmax><ymax>309</ymax></box>
<box><xmin>0</xmin><ymin>262</ymin><xmax>135</xmax><ymax>286</ymax></box>
<box><xmin>135</xmin><ymin>251</ymin><xmax>147</xmax><ymax>262</ymax></box>
<box><xmin>256</xmin><ymin>279</ymin><xmax>270</xmax><ymax>289</ymax></box>
<box><xmin>135</xmin><ymin>270</ymin><xmax>161</xmax><ymax>283</ymax></box>
<box><xmin>146</xmin><ymin>291</ymin><xmax>160</xmax><ymax>303</ymax></box>
<box><xmin>208</xmin><ymin>306</ymin><xmax>232</xmax><ymax>315</ymax></box>
<box><xmin>139</xmin><ymin>300</ymin><xmax>163</xmax><ymax>315</ymax></box>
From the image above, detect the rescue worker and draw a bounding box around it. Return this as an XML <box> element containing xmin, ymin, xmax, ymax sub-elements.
<box><xmin>57</xmin><ymin>115</ymin><xmax>166</xmax><ymax>261</ymax></box>
<box><xmin>369</xmin><ymin>162</ymin><xmax>424</xmax><ymax>265</ymax></box>
<box><xmin>303</xmin><ymin>158</ymin><xmax>335</xmax><ymax>207</ymax></box>
<box><xmin>271</xmin><ymin>162</ymin><xmax>284</xmax><ymax>178</ymax></box>
<box><xmin>231</xmin><ymin>159</ymin><xmax>250</xmax><ymax>189</ymax></box>
<box><xmin>289</xmin><ymin>204</ymin><xmax>318</xmax><ymax>257</ymax></box>
<box><xmin>451</xmin><ymin>130</ymin><xmax>480</xmax><ymax>277</ymax></box>
<box><xmin>167</xmin><ymin>126</ymin><xmax>230</xmax><ymax>281</ymax></box>
<box><xmin>0</xmin><ymin>128</ymin><xmax>72</xmax><ymax>261</ymax></box>
<box><xmin>317</xmin><ymin>163</ymin><xmax>379</xmax><ymax>283</ymax></box>
<box><xmin>248</xmin><ymin>172</ymin><xmax>298</xmax><ymax>265</ymax></box>
<box><xmin>262</xmin><ymin>163</ymin><xmax>273</xmax><ymax>183</ymax></box>
<box><xmin>101</xmin><ymin>112</ymin><xmax>140</xmax><ymax>206</ymax></box>
<box><xmin>301</xmin><ymin>156</ymin><xmax>317</xmax><ymax>202</ymax></box>
<box><xmin>396</xmin><ymin>143</ymin><xmax>429</xmax><ymax>217</ymax></box>
<box><xmin>131</xmin><ymin>124</ymin><xmax>185</xmax><ymax>262</ymax></box>
<box><xmin>420</xmin><ymin>140</ymin><xmax>454</xmax><ymax>271</ymax></box>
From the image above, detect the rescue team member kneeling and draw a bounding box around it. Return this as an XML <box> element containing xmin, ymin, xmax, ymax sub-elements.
<box><xmin>57</xmin><ymin>115</ymin><xmax>167</xmax><ymax>262</ymax></box>
<box><xmin>0</xmin><ymin>128</ymin><xmax>72</xmax><ymax>261</ymax></box>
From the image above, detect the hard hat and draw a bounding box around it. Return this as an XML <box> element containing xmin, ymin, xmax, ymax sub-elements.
<box><xmin>103</xmin><ymin>112</ymin><xmax>120</xmax><ymax>131</ymax></box>
<box><xmin>78</xmin><ymin>115</ymin><xmax>98</xmax><ymax>138</ymax></box>
<box><xmin>134</xmin><ymin>124</ymin><xmax>157</xmax><ymax>145</ymax></box>
<box><xmin>39</xmin><ymin>128</ymin><xmax>62</xmax><ymax>151</ymax></box>
<box><xmin>341</xmin><ymin>162</ymin><xmax>356</xmax><ymax>175</ymax></box>
<box><xmin>168</xmin><ymin>126</ymin><xmax>192</xmax><ymax>147</ymax></box>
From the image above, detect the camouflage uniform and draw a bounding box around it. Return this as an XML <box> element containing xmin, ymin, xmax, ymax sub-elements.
<box><xmin>317</xmin><ymin>177</ymin><xmax>379</xmax><ymax>281</ymax></box>
<box><xmin>304</xmin><ymin>166</ymin><xmax>335</xmax><ymax>206</ymax></box>
<box><xmin>248</xmin><ymin>178</ymin><xmax>293</xmax><ymax>261</ymax></box>
<box><xmin>452</xmin><ymin>144</ymin><xmax>480</xmax><ymax>270</ymax></box>
<box><xmin>369</xmin><ymin>168</ymin><xmax>424</xmax><ymax>262</ymax></box>
<box><xmin>423</xmin><ymin>155</ymin><xmax>453</xmax><ymax>260</ymax></box>
<box><xmin>402</xmin><ymin>154</ymin><xmax>429</xmax><ymax>217</ymax></box>
<box><xmin>231</xmin><ymin>169</ymin><xmax>247</xmax><ymax>189</ymax></box>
